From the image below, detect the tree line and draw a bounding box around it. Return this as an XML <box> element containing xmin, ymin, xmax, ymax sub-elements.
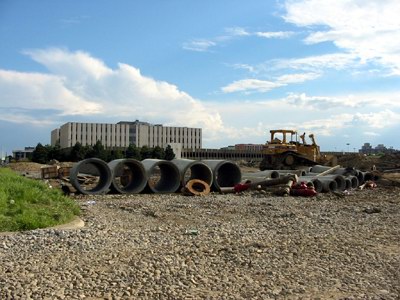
<box><xmin>30</xmin><ymin>141</ymin><xmax>175</xmax><ymax>164</ymax></box>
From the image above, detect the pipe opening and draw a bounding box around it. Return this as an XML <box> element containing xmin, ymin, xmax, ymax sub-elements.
<box><xmin>110</xmin><ymin>159</ymin><xmax>147</xmax><ymax>194</ymax></box>
<box><xmin>147</xmin><ymin>162</ymin><xmax>180</xmax><ymax>193</ymax></box>
<box><xmin>70</xmin><ymin>158</ymin><xmax>112</xmax><ymax>195</ymax></box>
<box><xmin>183</xmin><ymin>164</ymin><xmax>213</xmax><ymax>186</ymax></box>
<box><xmin>215</xmin><ymin>162</ymin><xmax>241</xmax><ymax>190</ymax></box>
<box><xmin>311</xmin><ymin>179</ymin><xmax>322</xmax><ymax>193</ymax></box>
<box><xmin>345</xmin><ymin>178</ymin><xmax>352</xmax><ymax>190</ymax></box>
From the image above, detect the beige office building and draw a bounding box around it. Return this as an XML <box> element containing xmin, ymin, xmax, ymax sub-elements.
<box><xmin>51</xmin><ymin>120</ymin><xmax>202</xmax><ymax>150</ymax></box>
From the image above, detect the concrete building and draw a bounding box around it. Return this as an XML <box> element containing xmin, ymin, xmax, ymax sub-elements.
<box><xmin>359</xmin><ymin>142</ymin><xmax>398</xmax><ymax>154</ymax></box>
<box><xmin>360</xmin><ymin>142</ymin><xmax>373</xmax><ymax>154</ymax></box>
<box><xmin>51</xmin><ymin>120</ymin><xmax>202</xmax><ymax>150</ymax></box>
<box><xmin>234</xmin><ymin>143</ymin><xmax>264</xmax><ymax>152</ymax></box>
<box><xmin>12</xmin><ymin>147</ymin><xmax>35</xmax><ymax>160</ymax></box>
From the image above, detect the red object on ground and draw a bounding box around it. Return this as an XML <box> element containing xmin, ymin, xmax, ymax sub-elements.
<box><xmin>233</xmin><ymin>183</ymin><xmax>251</xmax><ymax>193</ymax></box>
<box><xmin>291</xmin><ymin>181</ymin><xmax>317</xmax><ymax>197</ymax></box>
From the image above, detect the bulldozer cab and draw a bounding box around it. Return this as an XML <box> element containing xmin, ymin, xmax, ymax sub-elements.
<box><xmin>265</xmin><ymin>130</ymin><xmax>299</xmax><ymax>153</ymax></box>
<box><xmin>269</xmin><ymin>129</ymin><xmax>297</xmax><ymax>144</ymax></box>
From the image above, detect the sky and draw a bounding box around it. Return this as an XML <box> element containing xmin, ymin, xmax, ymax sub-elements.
<box><xmin>1</xmin><ymin>0</ymin><xmax>400</xmax><ymax>157</ymax></box>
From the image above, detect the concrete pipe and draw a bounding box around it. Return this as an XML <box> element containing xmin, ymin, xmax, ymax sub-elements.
<box><xmin>242</xmin><ymin>170</ymin><xmax>280</xmax><ymax>179</ymax></box>
<box><xmin>310</xmin><ymin>165</ymin><xmax>334</xmax><ymax>173</ymax></box>
<box><xmin>319</xmin><ymin>178</ymin><xmax>338</xmax><ymax>193</ymax></box>
<box><xmin>142</xmin><ymin>159</ymin><xmax>181</xmax><ymax>193</ymax></box>
<box><xmin>70</xmin><ymin>158</ymin><xmax>112</xmax><ymax>195</ymax></box>
<box><xmin>307</xmin><ymin>173</ymin><xmax>346</xmax><ymax>191</ymax></box>
<box><xmin>298</xmin><ymin>166</ymin><xmax>313</xmax><ymax>173</ymax></box>
<box><xmin>108</xmin><ymin>159</ymin><xmax>147</xmax><ymax>194</ymax></box>
<box><xmin>345</xmin><ymin>178</ymin><xmax>352</xmax><ymax>190</ymax></box>
<box><xmin>357</xmin><ymin>171</ymin><xmax>365</xmax><ymax>185</ymax></box>
<box><xmin>298</xmin><ymin>177</ymin><xmax>323</xmax><ymax>193</ymax></box>
<box><xmin>300</xmin><ymin>176</ymin><xmax>337</xmax><ymax>193</ymax></box>
<box><xmin>347</xmin><ymin>175</ymin><xmax>359</xmax><ymax>189</ymax></box>
<box><xmin>277</xmin><ymin>170</ymin><xmax>307</xmax><ymax>177</ymax></box>
<box><xmin>202</xmin><ymin>160</ymin><xmax>242</xmax><ymax>191</ymax></box>
<box><xmin>361</xmin><ymin>171</ymin><xmax>374</xmax><ymax>182</ymax></box>
<box><xmin>321</xmin><ymin>174</ymin><xmax>346</xmax><ymax>191</ymax></box>
<box><xmin>333</xmin><ymin>167</ymin><xmax>358</xmax><ymax>176</ymax></box>
<box><xmin>171</xmin><ymin>159</ymin><xmax>213</xmax><ymax>187</ymax></box>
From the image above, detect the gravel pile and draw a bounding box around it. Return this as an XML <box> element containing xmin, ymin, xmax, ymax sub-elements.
<box><xmin>1</xmin><ymin>187</ymin><xmax>399</xmax><ymax>299</ymax></box>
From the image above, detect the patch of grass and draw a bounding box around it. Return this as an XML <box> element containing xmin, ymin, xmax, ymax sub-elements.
<box><xmin>0</xmin><ymin>168</ymin><xmax>80</xmax><ymax>232</ymax></box>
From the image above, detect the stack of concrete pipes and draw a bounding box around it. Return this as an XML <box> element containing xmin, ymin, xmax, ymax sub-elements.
<box><xmin>241</xmin><ymin>165</ymin><xmax>378</xmax><ymax>193</ymax></box>
<box><xmin>297</xmin><ymin>165</ymin><xmax>377</xmax><ymax>193</ymax></box>
<box><xmin>69</xmin><ymin>158</ymin><xmax>242</xmax><ymax>195</ymax></box>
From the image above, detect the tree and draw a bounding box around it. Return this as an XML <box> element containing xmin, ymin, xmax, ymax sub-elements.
<box><xmin>92</xmin><ymin>140</ymin><xmax>108</xmax><ymax>161</ymax></box>
<box><xmin>140</xmin><ymin>146</ymin><xmax>152</xmax><ymax>160</ymax></box>
<box><xmin>164</xmin><ymin>145</ymin><xmax>175</xmax><ymax>160</ymax></box>
<box><xmin>70</xmin><ymin>142</ymin><xmax>86</xmax><ymax>162</ymax></box>
<box><xmin>152</xmin><ymin>146</ymin><xmax>165</xmax><ymax>159</ymax></box>
<box><xmin>83</xmin><ymin>145</ymin><xmax>95</xmax><ymax>159</ymax></box>
<box><xmin>125</xmin><ymin>144</ymin><xmax>141</xmax><ymax>160</ymax></box>
<box><xmin>32</xmin><ymin>143</ymin><xmax>49</xmax><ymax>164</ymax></box>
<box><xmin>109</xmin><ymin>149</ymin><xmax>124</xmax><ymax>161</ymax></box>
<box><xmin>47</xmin><ymin>142</ymin><xmax>62</xmax><ymax>161</ymax></box>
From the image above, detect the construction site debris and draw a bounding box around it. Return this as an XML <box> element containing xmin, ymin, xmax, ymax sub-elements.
<box><xmin>290</xmin><ymin>181</ymin><xmax>317</xmax><ymax>197</ymax></box>
<box><xmin>182</xmin><ymin>179</ymin><xmax>211</xmax><ymax>196</ymax></box>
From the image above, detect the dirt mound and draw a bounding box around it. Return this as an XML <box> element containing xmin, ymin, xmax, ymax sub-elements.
<box><xmin>337</xmin><ymin>153</ymin><xmax>400</xmax><ymax>171</ymax></box>
<box><xmin>7</xmin><ymin>162</ymin><xmax>45</xmax><ymax>172</ymax></box>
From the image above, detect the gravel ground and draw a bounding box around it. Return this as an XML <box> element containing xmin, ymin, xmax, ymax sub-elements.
<box><xmin>1</xmin><ymin>187</ymin><xmax>399</xmax><ymax>300</ymax></box>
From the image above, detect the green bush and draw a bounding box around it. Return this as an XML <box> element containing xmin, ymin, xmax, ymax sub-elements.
<box><xmin>0</xmin><ymin>168</ymin><xmax>80</xmax><ymax>232</ymax></box>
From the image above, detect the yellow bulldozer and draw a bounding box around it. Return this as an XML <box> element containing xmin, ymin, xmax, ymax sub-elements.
<box><xmin>259</xmin><ymin>129</ymin><xmax>337</xmax><ymax>170</ymax></box>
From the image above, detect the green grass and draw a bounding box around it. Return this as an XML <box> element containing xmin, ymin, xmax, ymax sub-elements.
<box><xmin>0</xmin><ymin>168</ymin><xmax>80</xmax><ymax>232</ymax></box>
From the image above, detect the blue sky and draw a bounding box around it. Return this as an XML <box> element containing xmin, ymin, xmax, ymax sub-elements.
<box><xmin>1</xmin><ymin>0</ymin><xmax>400</xmax><ymax>157</ymax></box>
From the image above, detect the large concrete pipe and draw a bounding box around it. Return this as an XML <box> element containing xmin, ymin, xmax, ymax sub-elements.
<box><xmin>202</xmin><ymin>160</ymin><xmax>242</xmax><ymax>191</ymax></box>
<box><xmin>171</xmin><ymin>159</ymin><xmax>213</xmax><ymax>187</ymax></box>
<box><xmin>70</xmin><ymin>158</ymin><xmax>112</xmax><ymax>195</ymax></box>
<box><xmin>300</xmin><ymin>176</ymin><xmax>337</xmax><ymax>193</ymax></box>
<box><xmin>108</xmin><ymin>159</ymin><xmax>147</xmax><ymax>194</ymax></box>
<box><xmin>334</xmin><ymin>167</ymin><xmax>358</xmax><ymax>176</ymax></box>
<box><xmin>310</xmin><ymin>165</ymin><xmax>334</xmax><ymax>173</ymax></box>
<box><xmin>312</xmin><ymin>165</ymin><xmax>359</xmax><ymax>177</ymax></box>
<box><xmin>276</xmin><ymin>169</ymin><xmax>307</xmax><ymax>177</ymax></box>
<box><xmin>347</xmin><ymin>175</ymin><xmax>359</xmax><ymax>189</ymax></box>
<box><xmin>361</xmin><ymin>171</ymin><xmax>375</xmax><ymax>181</ymax></box>
<box><xmin>357</xmin><ymin>171</ymin><xmax>365</xmax><ymax>185</ymax></box>
<box><xmin>320</xmin><ymin>174</ymin><xmax>346</xmax><ymax>191</ymax></box>
<box><xmin>319</xmin><ymin>178</ymin><xmax>338</xmax><ymax>193</ymax></box>
<box><xmin>242</xmin><ymin>170</ymin><xmax>280</xmax><ymax>179</ymax></box>
<box><xmin>297</xmin><ymin>177</ymin><xmax>323</xmax><ymax>193</ymax></box>
<box><xmin>142</xmin><ymin>159</ymin><xmax>181</xmax><ymax>193</ymax></box>
<box><xmin>344</xmin><ymin>178</ymin><xmax>352</xmax><ymax>190</ymax></box>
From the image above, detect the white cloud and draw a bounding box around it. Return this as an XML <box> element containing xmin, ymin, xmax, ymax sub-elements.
<box><xmin>255</xmin><ymin>31</ymin><xmax>294</xmax><ymax>39</ymax></box>
<box><xmin>0</xmin><ymin>69</ymin><xmax>102</xmax><ymax>115</ymax></box>
<box><xmin>0</xmin><ymin>110</ymin><xmax>56</xmax><ymax>126</ymax></box>
<box><xmin>354</xmin><ymin>110</ymin><xmax>400</xmax><ymax>129</ymax></box>
<box><xmin>182</xmin><ymin>39</ymin><xmax>216</xmax><ymax>52</ymax></box>
<box><xmin>183</xmin><ymin>27</ymin><xmax>295</xmax><ymax>52</ymax></box>
<box><xmin>271</xmin><ymin>53</ymin><xmax>358</xmax><ymax>72</ymax></box>
<box><xmin>0</xmin><ymin>48</ymin><xmax>224</xmax><ymax>137</ymax></box>
<box><xmin>24</xmin><ymin>48</ymin><xmax>112</xmax><ymax>79</ymax></box>
<box><xmin>283</xmin><ymin>92</ymin><xmax>400</xmax><ymax>110</ymax></box>
<box><xmin>284</xmin><ymin>0</ymin><xmax>400</xmax><ymax>75</ymax></box>
<box><xmin>276</xmin><ymin>72</ymin><xmax>320</xmax><ymax>84</ymax></box>
<box><xmin>225</xmin><ymin>27</ymin><xmax>250</xmax><ymax>37</ymax></box>
<box><xmin>229</xmin><ymin>63</ymin><xmax>256</xmax><ymax>73</ymax></box>
<box><xmin>221</xmin><ymin>79</ymin><xmax>283</xmax><ymax>93</ymax></box>
<box><xmin>221</xmin><ymin>72</ymin><xmax>320</xmax><ymax>94</ymax></box>
<box><xmin>364</xmin><ymin>131</ymin><xmax>380</xmax><ymax>137</ymax></box>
